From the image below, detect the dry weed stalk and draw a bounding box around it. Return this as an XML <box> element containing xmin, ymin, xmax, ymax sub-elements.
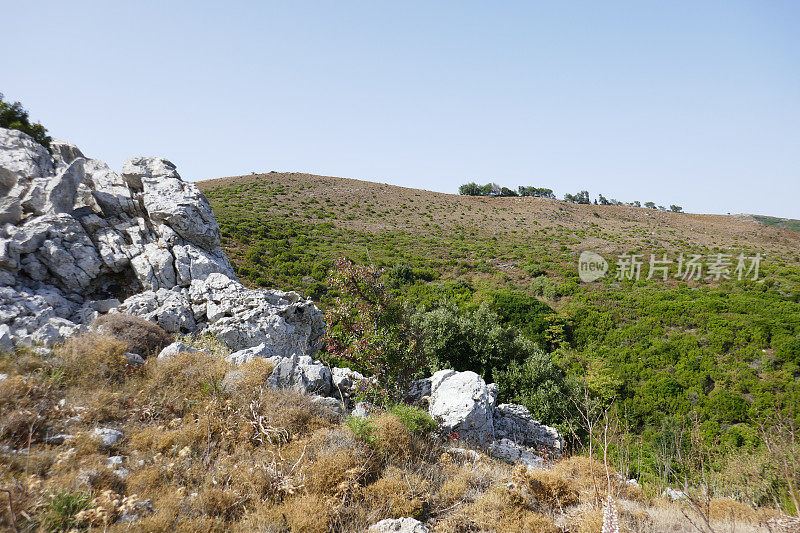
<box><xmin>248</xmin><ymin>389</ymin><xmax>289</xmax><ymax>446</ymax></box>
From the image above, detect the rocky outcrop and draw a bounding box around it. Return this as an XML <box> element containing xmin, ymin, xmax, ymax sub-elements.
<box><xmin>428</xmin><ymin>369</ymin><xmax>496</xmax><ymax>444</ymax></box>
<box><xmin>1</xmin><ymin>128</ymin><xmax>562</xmax><ymax>472</ymax></box>
<box><xmin>423</xmin><ymin>369</ymin><xmax>564</xmax><ymax>467</ymax></box>
<box><xmin>267</xmin><ymin>354</ymin><xmax>332</xmax><ymax>396</ymax></box>
<box><xmin>0</xmin><ymin>128</ymin><xmax>323</xmax><ymax>356</ymax></box>
<box><xmin>368</xmin><ymin>517</ymin><xmax>430</xmax><ymax>533</ymax></box>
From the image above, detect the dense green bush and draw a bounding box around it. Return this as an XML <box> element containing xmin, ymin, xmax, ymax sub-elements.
<box><xmin>412</xmin><ymin>302</ymin><xmax>536</xmax><ymax>383</ymax></box>
<box><xmin>494</xmin><ymin>347</ymin><xmax>580</xmax><ymax>431</ymax></box>
<box><xmin>0</xmin><ymin>93</ymin><xmax>51</xmax><ymax>149</ymax></box>
<box><xmin>488</xmin><ymin>289</ymin><xmax>553</xmax><ymax>345</ymax></box>
<box><xmin>323</xmin><ymin>258</ymin><xmax>424</xmax><ymax>406</ymax></box>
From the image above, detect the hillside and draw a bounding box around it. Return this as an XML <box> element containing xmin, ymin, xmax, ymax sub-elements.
<box><xmin>199</xmin><ymin>172</ymin><xmax>800</xmax><ymax>297</ymax></box>
<box><xmin>200</xmin><ymin>172</ymin><xmax>800</xmax><ymax>511</ymax></box>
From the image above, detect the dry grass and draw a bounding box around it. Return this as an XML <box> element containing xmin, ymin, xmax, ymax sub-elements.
<box><xmin>0</xmin><ymin>338</ymin><xmax>785</xmax><ymax>532</ymax></box>
<box><xmin>58</xmin><ymin>333</ymin><xmax>130</xmax><ymax>386</ymax></box>
<box><xmin>363</xmin><ymin>466</ymin><xmax>429</xmax><ymax>520</ymax></box>
<box><xmin>437</xmin><ymin>484</ymin><xmax>560</xmax><ymax>533</ymax></box>
<box><xmin>551</xmin><ymin>455</ymin><xmax>644</xmax><ymax>503</ymax></box>
<box><xmin>92</xmin><ymin>313</ymin><xmax>174</xmax><ymax>357</ymax></box>
<box><xmin>513</xmin><ymin>464</ymin><xmax>579</xmax><ymax>508</ymax></box>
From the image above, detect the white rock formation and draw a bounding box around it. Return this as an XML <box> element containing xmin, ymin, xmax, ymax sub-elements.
<box><xmin>156</xmin><ymin>342</ymin><xmax>205</xmax><ymax>360</ymax></box>
<box><xmin>428</xmin><ymin>369</ymin><xmax>496</xmax><ymax>444</ymax></box>
<box><xmin>368</xmin><ymin>517</ymin><xmax>430</xmax><ymax>533</ymax></box>
<box><xmin>0</xmin><ymin>128</ymin><xmax>324</xmax><ymax>356</ymax></box>
<box><xmin>93</xmin><ymin>427</ymin><xmax>124</xmax><ymax>447</ymax></box>
<box><xmin>424</xmin><ymin>369</ymin><xmax>564</xmax><ymax>467</ymax></box>
<box><xmin>493</xmin><ymin>403</ymin><xmax>563</xmax><ymax>454</ymax></box>
<box><xmin>267</xmin><ymin>354</ymin><xmax>332</xmax><ymax>396</ymax></box>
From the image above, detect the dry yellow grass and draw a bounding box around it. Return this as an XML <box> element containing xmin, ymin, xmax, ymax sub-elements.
<box><xmin>513</xmin><ymin>464</ymin><xmax>579</xmax><ymax>508</ymax></box>
<box><xmin>0</xmin><ymin>336</ymin><xmax>786</xmax><ymax>532</ymax></box>
<box><xmin>551</xmin><ymin>455</ymin><xmax>644</xmax><ymax>503</ymax></box>
<box><xmin>58</xmin><ymin>333</ymin><xmax>130</xmax><ymax>386</ymax></box>
<box><xmin>92</xmin><ymin>313</ymin><xmax>174</xmax><ymax>357</ymax></box>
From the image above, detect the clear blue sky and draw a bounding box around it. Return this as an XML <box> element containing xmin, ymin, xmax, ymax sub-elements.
<box><xmin>4</xmin><ymin>1</ymin><xmax>798</xmax><ymax>218</ymax></box>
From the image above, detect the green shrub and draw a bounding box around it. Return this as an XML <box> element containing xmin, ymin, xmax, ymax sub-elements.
<box><xmin>412</xmin><ymin>302</ymin><xmax>537</xmax><ymax>383</ymax></box>
<box><xmin>488</xmin><ymin>289</ymin><xmax>553</xmax><ymax>345</ymax></box>
<box><xmin>345</xmin><ymin>415</ymin><xmax>376</xmax><ymax>444</ymax></box>
<box><xmin>43</xmin><ymin>491</ymin><xmax>92</xmax><ymax>532</ymax></box>
<box><xmin>494</xmin><ymin>348</ymin><xmax>580</xmax><ymax>432</ymax></box>
<box><xmin>324</xmin><ymin>258</ymin><xmax>424</xmax><ymax>406</ymax></box>
<box><xmin>388</xmin><ymin>404</ymin><xmax>437</xmax><ymax>434</ymax></box>
<box><xmin>0</xmin><ymin>93</ymin><xmax>51</xmax><ymax>149</ymax></box>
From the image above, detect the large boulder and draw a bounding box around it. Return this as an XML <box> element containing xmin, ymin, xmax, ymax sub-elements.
<box><xmin>188</xmin><ymin>273</ymin><xmax>324</xmax><ymax>354</ymax></box>
<box><xmin>493</xmin><ymin>403</ymin><xmax>564</xmax><ymax>455</ymax></box>
<box><xmin>157</xmin><ymin>342</ymin><xmax>206</xmax><ymax>360</ymax></box>
<box><xmin>0</xmin><ymin>128</ymin><xmax>323</xmax><ymax>354</ymax></box>
<box><xmin>267</xmin><ymin>354</ymin><xmax>332</xmax><ymax>396</ymax></box>
<box><xmin>123</xmin><ymin>157</ymin><xmax>222</xmax><ymax>249</ymax></box>
<box><xmin>423</xmin><ymin>369</ymin><xmax>564</xmax><ymax>467</ymax></box>
<box><xmin>428</xmin><ymin>370</ymin><xmax>496</xmax><ymax>444</ymax></box>
<box><xmin>114</xmin><ymin>273</ymin><xmax>325</xmax><ymax>356</ymax></box>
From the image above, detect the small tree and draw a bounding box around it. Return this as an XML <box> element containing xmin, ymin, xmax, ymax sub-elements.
<box><xmin>644</xmin><ymin>201</ymin><xmax>657</xmax><ymax>209</ymax></box>
<box><xmin>323</xmin><ymin>258</ymin><xmax>423</xmax><ymax>406</ymax></box>
<box><xmin>670</xmin><ymin>205</ymin><xmax>683</xmax><ymax>213</ymax></box>
<box><xmin>518</xmin><ymin>186</ymin><xmax>554</xmax><ymax>198</ymax></box>
<box><xmin>0</xmin><ymin>93</ymin><xmax>51</xmax><ymax>149</ymax></box>
<box><xmin>459</xmin><ymin>182</ymin><xmax>482</xmax><ymax>196</ymax></box>
<box><xmin>565</xmin><ymin>190</ymin><xmax>590</xmax><ymax>204</ymax></box>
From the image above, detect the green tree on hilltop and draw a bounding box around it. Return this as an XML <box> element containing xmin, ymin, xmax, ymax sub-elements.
<box><xmin>0</xmin><ymin>93</ymin><xmax>51</xmax><ymax>149</ymax></box>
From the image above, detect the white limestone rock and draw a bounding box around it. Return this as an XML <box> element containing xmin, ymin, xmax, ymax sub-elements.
<box><xmin>0</xmin><ymin>128</ymin><xmax>53</xmax><ymax>224</ymax></box>
<box><xmin>225</xmin><ymin>343</ymin><xmax>282</xmax><ymax>365</ymax></box>
<box><xmin>487</xmin><ymin>438</ymin><xmax>547</xmax><ymax>468</ymax></box>
<box><xmin>428</xmin><ymin>370</ymin><xmax>496</xmax><ymax>444</ymax></box>
<box><xmin>368</xmin><ymin>517</ymin><xmax>430</xmax><ymax>533</ymax></box>
<box><xmin>190</xmin><ymin>273</ymin><xmax>324</xmax><ymax>354</ymax></box>
<box><xmin>0</xmin><ymin>127</ymin><xmax>323</xmax><ymax>361</ymax></box>
<box><xmin>130</xmin><ymin>242</ymin><xmax>177</xmax><ymax>290</ymax></box>
<box><xmin>172</xmin><ymin>242</ymin><xmax>234</xmax><ymax>286</ymax></box>
<box><xmin>493</xmin><ymin>403</ymin><xmax>563</xmax><ymax>456</ymax></box>
<box><xmin>157</xmin><ymin>342</ymin><xmax>205</xmax><ymax>360</ymax></box>
<box><xmin>93</xmin><ymin>428</ymin><xmax>124</xmax><ymax>447</ymax></box>
<box><xmin>267</xmin><ymin>354</ymin><xmax>332</xmax><ymax>396</ymax></box>
<box><xmin>0</xmin><ymin>324</ymin><xmax>13</xmax><ymax>354</ymax></box>
<box><xmin>124</xmin><ymin>157</ymin><xmax>221</xmax><ymax>249</ymax></box>
<box><xmin>311</xmin><ymin>395</ymin><xmax>345</xmax><ymax>415</ymax></box>
<box><xmin>32</xmin><ymin>317</ymin><xmax>82</xmax><ymax>347</ymax></box>
<box><xmin>49</xmin><ymin>139</ymin><xmax>85</xmax><ymax>171</ymax></box>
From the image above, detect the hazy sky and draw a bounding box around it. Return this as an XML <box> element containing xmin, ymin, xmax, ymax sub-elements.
<box><xmin>4</xmin><ymin>1</ymin><xmax>798</xmax><ymax>218</ymax></box>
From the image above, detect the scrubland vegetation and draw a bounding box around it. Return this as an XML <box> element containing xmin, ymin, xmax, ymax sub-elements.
<box><xmin>199</xmin><ymin>172</ymin><xmax>800</xmax><ymax>521</ymax></box>
<box><xmin>2</xmin><ymin>331</ymin><xmax>795</xmax><ymax>532</ymax></box>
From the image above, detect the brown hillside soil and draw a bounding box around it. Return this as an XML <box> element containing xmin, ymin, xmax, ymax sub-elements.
<box><xmin>199</xmin><ymin>172</ymin><xmax>800</xmax><ymax>262</ymax></box>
